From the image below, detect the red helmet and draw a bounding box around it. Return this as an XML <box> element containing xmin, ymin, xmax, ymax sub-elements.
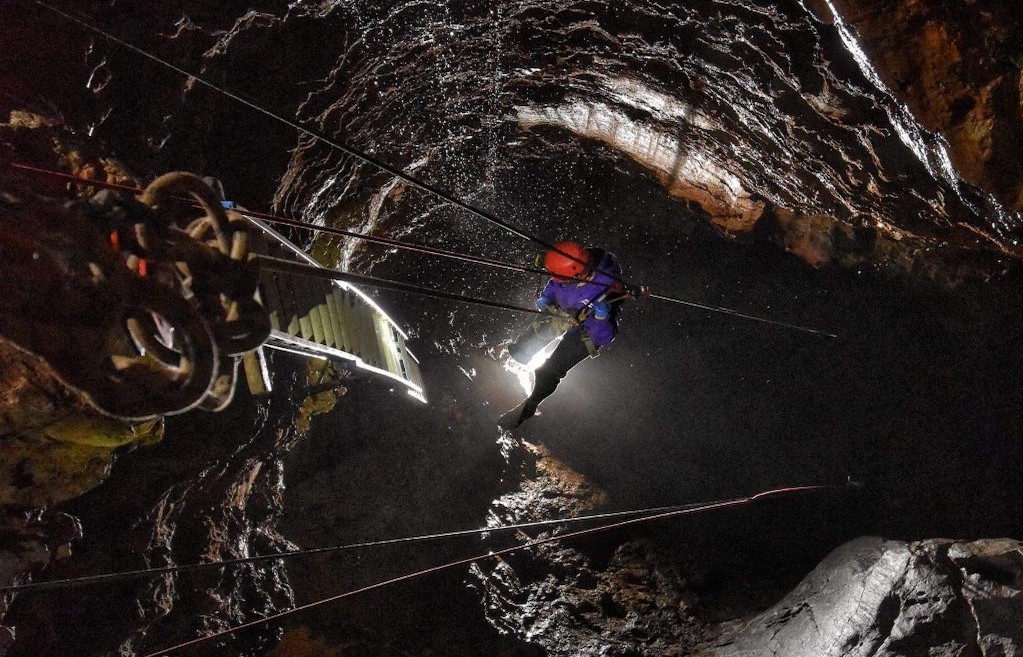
<box><xmin>544</xmin><ymin>241</ymin><xmax>590</xmax><ymax>280</ymax></box>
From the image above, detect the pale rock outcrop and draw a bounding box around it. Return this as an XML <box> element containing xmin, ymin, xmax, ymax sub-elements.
<box><xmin>707</xmin><ymin>536</ymin><xmax>1023</xmax><ymax>657</ymax></box>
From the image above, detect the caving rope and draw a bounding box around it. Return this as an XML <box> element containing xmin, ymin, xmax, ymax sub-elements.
<box><xmin>137</xmin><ymin>485</ymin><xmax>841</xmax><ymax>657</ymax></box>
<box><xmin>0</xmin><ymin>490</ymin><xmax>821</xmax><ymax>595</ymax></box>
<box><xmin>0</xmin><ymin>484</ymin><xmax>847</xmax><ymax>656</ymax></box>
<box><xmin>11</xmin><ymin>164</ymin><xmax>554</xmax><ymax>277</ymax></box>
<box><xmin>27</xmin><ymin>0</ymin><xmax>838</xmax><ymax>340</ymax></box>
<box><xmin>2</xmin><ymin>7</ymin><xmax>856</xmax><ymax>655</ymax></box>
<box><xmin>9</xmin><ymin>163</ymin><xmax>837</xmax><ymax>338</ymax></box>
<box><xmin>8</xmin><ymin>162</ymin><xmax>547</xmax><ymax>317</ymax></box>
<box><xmin>0</xmin><ymin>170</ymin><xmax>270</xmax><ymax>419</ymax></box>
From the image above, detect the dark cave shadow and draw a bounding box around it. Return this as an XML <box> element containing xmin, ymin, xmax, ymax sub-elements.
<box><xmin>508</xmin><ymin>227</ymin><xmax>1023</xmax><ymax>603</ymax></box>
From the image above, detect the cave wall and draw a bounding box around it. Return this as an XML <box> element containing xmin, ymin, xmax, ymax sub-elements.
<box><xmin>0</xmin><ymin>359</ymin><xmax>306</xmax><ymax>657</ymax></box>
<box><xmin>827</xmin><ymin>0</ymin><xmax>1023</xmax><ymax>210</ymax></box>
<box><xmin>1</xmin><ymin>0</ymin><xmax>1022</xmax><ymax>656</ymax></box>
<box><xmin>705</xmin><ymin>536</ymin><xmax>1023</xmax><ymax>657</ymax></box>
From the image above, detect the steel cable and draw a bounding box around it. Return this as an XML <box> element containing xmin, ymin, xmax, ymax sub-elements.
<box><xmin>27</xmin><ymin>0</ymin><xmax>599</xmax><ymax>275</ymax></box>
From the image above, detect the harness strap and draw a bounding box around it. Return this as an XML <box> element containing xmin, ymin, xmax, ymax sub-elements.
<box><xmin>574</xmin><ymin>290</ymin><xmax>609</xmax><ymax>324</ymax></box>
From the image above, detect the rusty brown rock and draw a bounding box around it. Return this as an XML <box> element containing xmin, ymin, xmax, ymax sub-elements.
<box><xmin>825</xmin><ymin>0</ymin><xmax>1023</xmax><ymax>209</ymax></box>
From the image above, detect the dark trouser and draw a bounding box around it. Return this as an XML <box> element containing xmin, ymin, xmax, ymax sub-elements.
<box><xmin>526</xmin><ymin>329</ymin><xmax>592</xmax><ymax>408</ymax></box>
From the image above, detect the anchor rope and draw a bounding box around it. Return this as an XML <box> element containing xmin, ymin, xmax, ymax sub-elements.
<box><xmin>137</xmin><ymin>484</ymin><xmax>839</xmax><ymax>657</ymax></box>
<box><xmin>9</xmin><ymin>162</ymin><xmax>839</xmax><ymax>336</ymax></box>
<box><xmin>0</xmin><ymin>499</ymin><xmax>740</xmax><ymax>595</ymax></box>
<box><xmin>10</xmin><ymin>162</ymin><xmax>550</xmax><ymax>275</ymax></box>
<box><xmin>27</xmin><ymin>1</ymin><xmax>837</xmax><ymax>338</ymax></box>
<box><xmin>258</xmin><ymin>254</ymin><xmax>542</xmax><ymax>315</ymax></box>
<box><xmin>648</xmin><ymin>293</ymin><xmax>838</xmax><ymax>338</ymax></box>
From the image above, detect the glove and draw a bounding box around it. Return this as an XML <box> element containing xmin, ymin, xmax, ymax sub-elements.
<box><xmin>592</xmin><ymin>300</ymin><xmax>610</xmax><ymax>321</ymax></box>
<box><xmin>535</xmin><ymin>296</ymin><xmax>553</xmax><ymax>312</ymax></box>
<box><xmin>627</xmin><ymin>284</ymin><xmax>651</xmax><ymax>299</ymax></box>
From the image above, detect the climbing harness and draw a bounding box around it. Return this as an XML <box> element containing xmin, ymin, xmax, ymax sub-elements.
<box><xmin>26</xmin><ymin>1</ymin><xmax>838</xmax><ymax>339</ymax></box>
<box><xmin>134</xmin><ymin>483</ymin><xmax>841</xmax><ymax>657</ymax></box>
<box><xmin>2</xmin><ymin>7</ymin><xmax>858</xmax><ymax>655</ymax></box>
<box><xmin>0</xmin><ymin>171</ymin><xmax>269</xmax><ymax>420</ymax></box>
<box><xmin>5</xmin><ymin>0</ymin><xmax>844</xmax><ymax>422</ymax></box>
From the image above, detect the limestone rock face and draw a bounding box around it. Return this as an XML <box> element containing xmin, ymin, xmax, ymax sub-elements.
<box><xmin>472</xmin><ymin>449</ymin><xmax>1023</xmax><ymax>657</ymax></box>
<box><xmin>707</xmin><ymin>536</ymin><xmax>1023</xmax><ymax>657</ymax></box>
<box><xmin>2</xmin><ymin>388</ymin><xmax>303</xmax><ymax>657</ymax></box>
<box><xmin>471</xmin><ymin>442</ymin><xmax>703</xmax><ymax>657</ymax></box>
<box><xmin>827</xmin><ymin>0</ymin><xmax>1023</xmax><ymax>210</ymax></box>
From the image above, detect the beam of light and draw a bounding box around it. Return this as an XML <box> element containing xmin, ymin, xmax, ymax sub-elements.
<box><xmin>502</xmin><ymin>339</ymin><xmax>560</xmax><ymax>396</ymax></box>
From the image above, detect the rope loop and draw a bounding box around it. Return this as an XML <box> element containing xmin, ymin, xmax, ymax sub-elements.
<box><xmin>0</xmin><ymin>169</ymin><xmax>272</xmax><ymax>419</ymax></box>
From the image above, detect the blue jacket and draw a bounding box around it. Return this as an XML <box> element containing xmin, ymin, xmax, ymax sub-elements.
<box><xmin>536</xmin><ymin>249</ymin><xmax>623</xmax><ymax>347</ymax></box>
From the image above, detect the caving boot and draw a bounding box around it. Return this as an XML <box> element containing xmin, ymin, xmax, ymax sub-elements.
<box><xmin>498</xmin><ymin>399</ymin><xmax>539</xmax><ymax>429</ymax></box>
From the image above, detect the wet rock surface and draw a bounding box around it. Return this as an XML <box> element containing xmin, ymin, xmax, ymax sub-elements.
<box><xmin>272</xmin><ymin>0</ymin><xmax>1021</xmax><ymax>285</ymax></box>
<box><xmin>0</xmin><ymin>1</ymin><xmax>1022</xmax><ymax>656</ymax></box>
<box><xmin>472</xmin><ymin>442</ymin><xmax>702</xmax><ymax>656</ymax></box>
<box><xmin>3</xmin><ymin>371</ymin><xmax>304</xmax><ymax>657</ymax></box>
<box><xmin>277</xmin><ymin>356</ymin><xmax>544</xmax><ymax>657</ymax></box>
<box><xmin>705</xmin><ymin>536</ymin><xmax>1023</xmax><ymax>657</ymax></box>
<box><xmin>827</xmin><ymin>0</ymin><xmax>1023</xmax><ymax>210</ymax></box>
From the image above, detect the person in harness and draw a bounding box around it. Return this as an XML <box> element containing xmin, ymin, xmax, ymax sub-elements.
<box><xmin>499</xmin><ymin>240</ymin><xmax>647</xmax><ymax>429</ymax></box>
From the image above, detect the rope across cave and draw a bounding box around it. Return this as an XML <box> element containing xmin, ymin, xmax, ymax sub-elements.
<box><xmin>34</xmin><ymin>484</ymin><xmax>836</xmax><ymax>657</ymax></box>
<box><xmin>10</xmin><ymin>163</ymin><xmax>838</xmax><ymax>337</ymax></box>
<box><xmin>25</xmin><ymin>1</ymin><xmax>838</xmax><ymax>338</ymax></box>
<box><xmin>0</xmin><ymin>495</ymin><xmax>787</xmax><ymax>595</ymax></box>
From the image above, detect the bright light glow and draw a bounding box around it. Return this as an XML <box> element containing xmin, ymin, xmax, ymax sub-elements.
<box><xmin>502</xmin><ymin>339</ymin><xmax>560</xmax><ymax>396</ymax></box>
<box><xmin>245</xmin><ymin>215</ymin><xmax>430</xmax><ymax>403</ymax></box>
<box><xmin>264</xmin><ymin>342</ymin><xmax>328</xmax><ymax>361</ymax></box>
